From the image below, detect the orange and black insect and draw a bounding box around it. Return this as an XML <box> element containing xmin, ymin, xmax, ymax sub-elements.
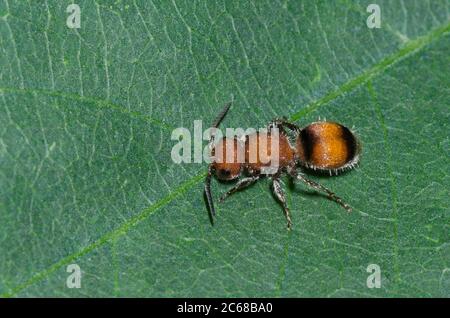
<box><xmin>204</xmin><ymin>102</ymin><xmax>361</xmax><ymax>230</ymax></box>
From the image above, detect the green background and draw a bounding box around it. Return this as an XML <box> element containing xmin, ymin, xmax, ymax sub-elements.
<box><xmin>0</xmin><ymin>0</ymin><xmax>449</xmax><ymax>297</ymax></box>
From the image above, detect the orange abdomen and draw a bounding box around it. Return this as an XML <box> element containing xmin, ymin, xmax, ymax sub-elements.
<box><xmin>296</xmin><ymin>122</ymin><xmax>360</xmax><ymax>170</ymax></box>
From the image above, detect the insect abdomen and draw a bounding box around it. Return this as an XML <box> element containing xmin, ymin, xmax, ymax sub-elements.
<box><xmin>296</xmin><ymin>122</ymin><xmax>360</xmax><ymax>170</ymax></box>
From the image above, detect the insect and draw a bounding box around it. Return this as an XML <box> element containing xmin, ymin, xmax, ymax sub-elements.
<box><xmin>204</xmin><ymin>102</ymin><xmax>361</xmax><ymax>230</ymax></box>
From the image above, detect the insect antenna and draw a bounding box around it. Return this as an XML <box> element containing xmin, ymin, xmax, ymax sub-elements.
<box><xmin>204</xmin><ymin>165</ymin><xmax>215</xmax><ymax>217</ymax></box>
<box><xmin>204</xmin><ymin>101</ymin><xmax>233</xmax><ymax>220</ymax></box>
<box><xmin>210</xmin><ymin>101</ymin><xmax>232</xmax><ymax>142</ymax></box>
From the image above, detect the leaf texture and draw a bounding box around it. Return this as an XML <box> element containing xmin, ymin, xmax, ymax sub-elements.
<box><xmin>0</xmin><ymin>0</ymin><xmax>449</xmax><ymax>297</ymax></box>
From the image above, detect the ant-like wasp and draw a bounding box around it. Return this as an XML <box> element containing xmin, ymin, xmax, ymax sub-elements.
<box><xmin>204</xmin><ymin>102</ymin><xmax>361</xmax><ymax>230</ymax></box>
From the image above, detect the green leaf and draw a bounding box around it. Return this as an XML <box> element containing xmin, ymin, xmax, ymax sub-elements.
<box><xmin>1</xmin><ymin>0</ymin><xmax>449</xmax><ymax>297</ymax></box>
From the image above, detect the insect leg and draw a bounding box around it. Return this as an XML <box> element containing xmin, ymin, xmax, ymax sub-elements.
<box><xmin>270</xmin><ymin>118</ymin><xmax>300</xmax><ymax>133</ymax></box>
<box><xmin>218</xmin><ymin>176</ymin><xmax>260</xmax><ymax>203</ymax></box>
<box><xmin>272</xmin><ymin>178</ymin><xmax>292</xmax><ymax>230</ymax></box>
<box><xmin>295</xmin><ymin>173</ymin><xmax>352</xmax><ymax>212</ymax></box>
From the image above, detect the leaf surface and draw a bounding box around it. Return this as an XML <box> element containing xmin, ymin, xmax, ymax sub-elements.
<box><xmin>0</xmin><ymin>0</ymin><xmax>449</xmax><ymax>297</ymax></box>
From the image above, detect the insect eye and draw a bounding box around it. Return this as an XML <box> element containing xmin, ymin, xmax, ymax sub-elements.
<box><xmin>219</xmin><ymin>169</ymin><xmax>231</xmax><ymax>177</ymax></box>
